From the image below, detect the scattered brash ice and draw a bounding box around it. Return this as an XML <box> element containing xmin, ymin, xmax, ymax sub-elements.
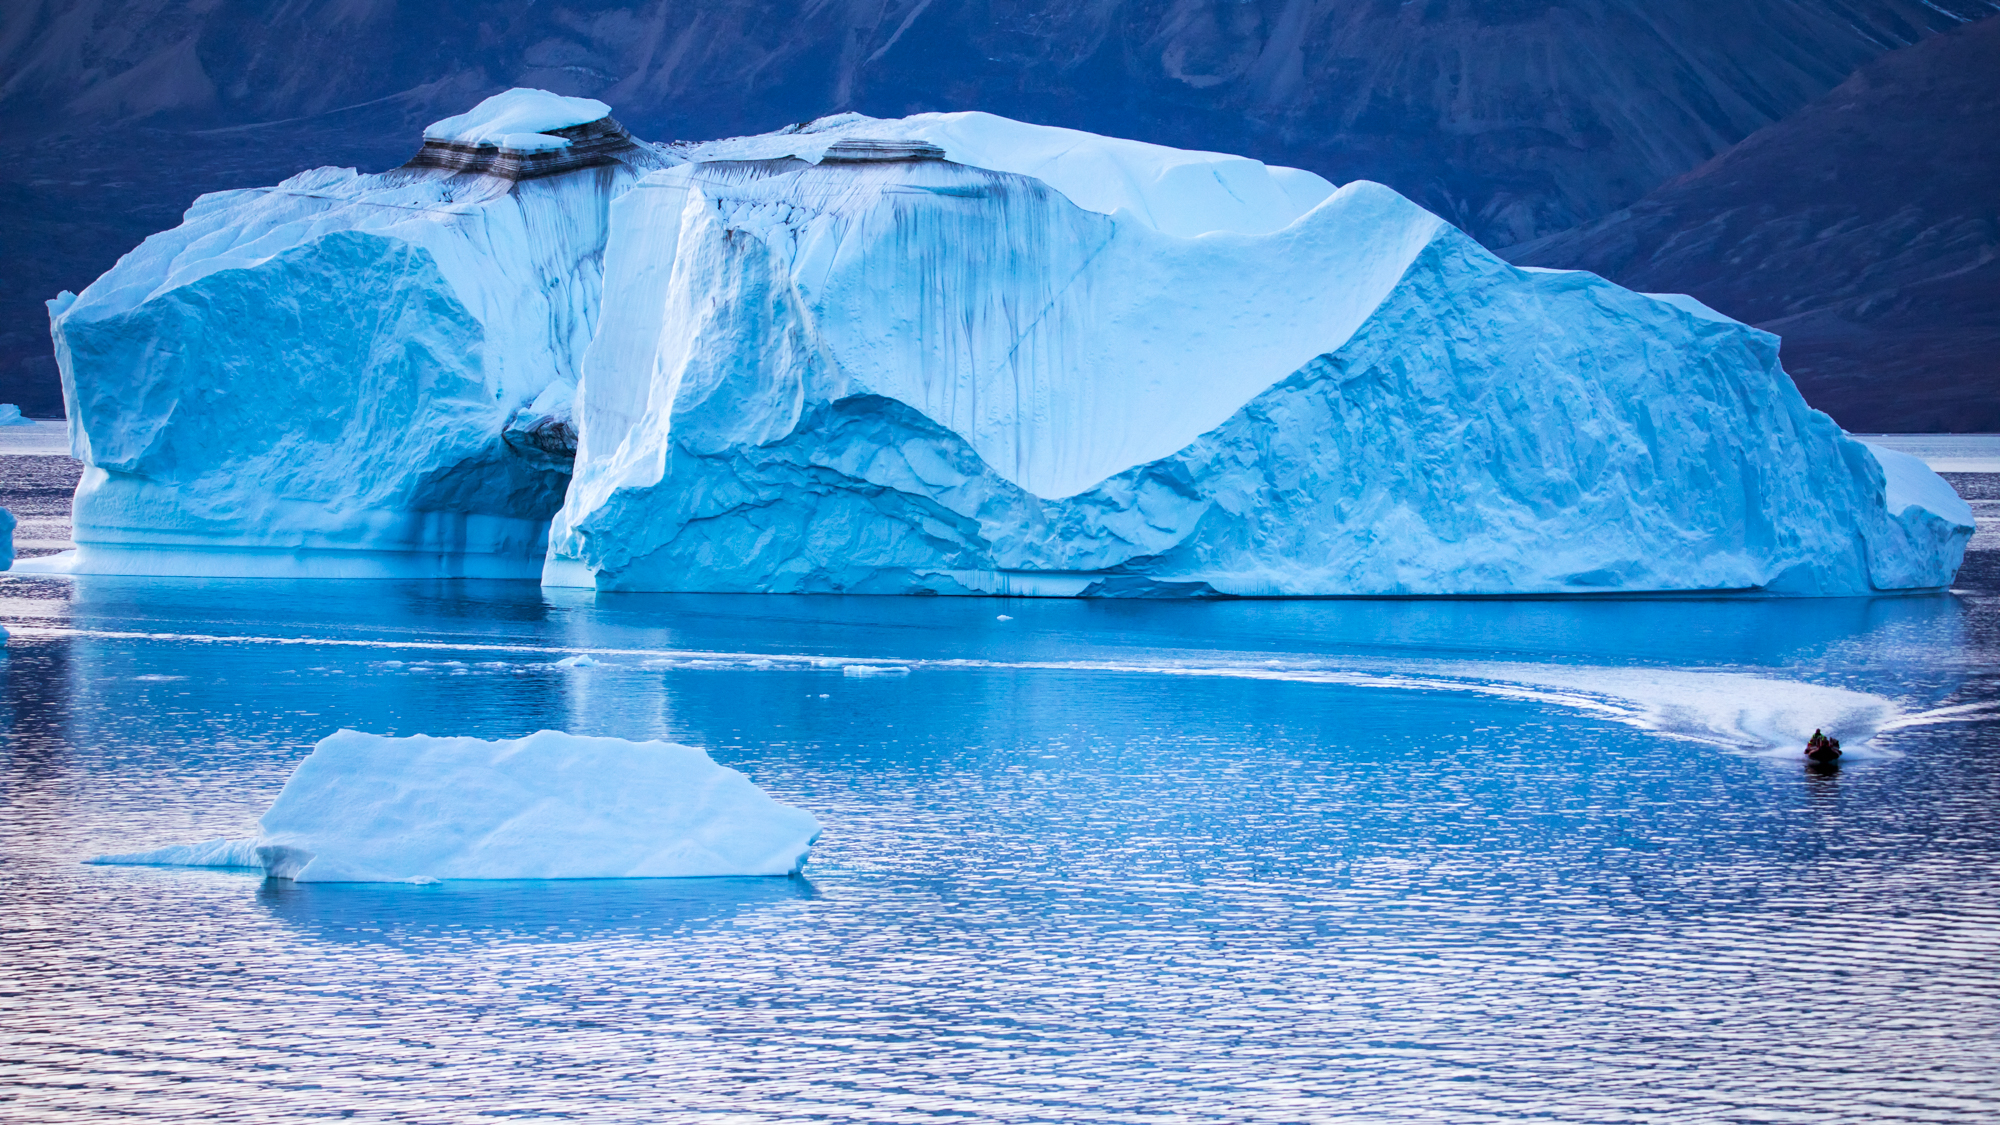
<box><xmin>89</xmin><ymin>729</ymin><xmax>821</xmax><ymax>881</ymax></box>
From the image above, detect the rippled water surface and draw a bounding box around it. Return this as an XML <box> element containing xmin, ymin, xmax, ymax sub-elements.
<box><xmin>6</xmin><ymin>545</ymin><xmax>2000</xmax><ymax>1121</ymax></box>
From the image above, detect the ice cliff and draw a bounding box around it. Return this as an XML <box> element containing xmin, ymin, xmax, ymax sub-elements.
<box><xmin>90</xmin><ymin>729</ymin><xmax>822</xmax><ymax>881</ymax></box>
<box><xmin>42</xmin><ymin>90</ymin><xmax>670</xmax><ymax>578</ymax></box>
<box><xmin>40</xmin><ymin>90</ymin><xmax>1972</xmax><ymax>594</ymax></box>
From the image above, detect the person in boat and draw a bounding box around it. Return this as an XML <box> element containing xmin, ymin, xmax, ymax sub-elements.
<box><xmin>1805</xmin><ymin>730</ymin><xmax>1841</xmax><ymax>760</ymax></box>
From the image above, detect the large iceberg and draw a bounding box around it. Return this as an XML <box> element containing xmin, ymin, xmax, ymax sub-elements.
<box><xmin>90</xmin><ymin>729</ymin><xmax>822</xmax><ymax>881</ymax></box>
<box><xmin>40</xmin><ymin>90</ymin><xmax>1972</xmax><ymax>595</ymax></box>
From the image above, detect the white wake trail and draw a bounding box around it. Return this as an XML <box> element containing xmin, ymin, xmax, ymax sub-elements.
<box><xmin>10</xmin><ymin>625</ymin><xmax>1985</xmax><ymax>758</ymax></box>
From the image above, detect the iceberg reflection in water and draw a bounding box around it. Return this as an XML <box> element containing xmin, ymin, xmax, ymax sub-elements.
<box><xmin>255</xmin><ymin>876</ymin><xmax>819</xmax><ymax>947</ymax></box>
<box><xmin>4</xmin><ymin>573</ymin><xmax>2000</xmax><ymax>1122</ymax></box>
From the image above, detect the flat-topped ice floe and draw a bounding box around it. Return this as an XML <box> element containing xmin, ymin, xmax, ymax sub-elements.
<box><xmin>42</xmin><ymin>92</ymin><xmax>1972</xmax><ymax>595</ymax></box>
<box><xmin>89</xmin><ymin>729</ymin><xmax>821</xmax><ymax>882</ymax></box>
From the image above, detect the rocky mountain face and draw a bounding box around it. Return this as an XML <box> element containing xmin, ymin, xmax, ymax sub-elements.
<box><xmin>1509</xmin><ymin>16</ymin><xmax>2000</xmax><ymax>432</ymax></box>
<box><xmin>2</xmin><ymin>0</ymin><xmax>1994</xmax><ymax>419</ymax></box>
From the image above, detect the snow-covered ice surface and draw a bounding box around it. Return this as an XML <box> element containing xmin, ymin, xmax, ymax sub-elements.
<box><xmin>90</xmin><ymin>729</ymin><xmax>821</xmax><ymax>881</ymax></box>
<box><xmin>44</xmin><ymin>92</ymin><xmax>1971</xmax><ymax>594</ymax></box>
<box><xmin>681</xmin><ymin>110</ymin><xmax>1335</xmax><ymax>238</ymax></box>
<box><xmin>43</xmin><ymin>90</ymin><xmax>671</xmax><ymax>579</ymax></box>
<box><xmin>423</xmin><ymin>89</ymin><xmax>612</xmax><ymax>150</ymax></box>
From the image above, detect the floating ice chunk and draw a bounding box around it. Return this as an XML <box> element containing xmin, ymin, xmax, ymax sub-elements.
<box><xmin>44</xmin><ymin>89</ymin><xmax>1970</xmax><ymax>596</ymax></box>
<box><xmin>554</xmin><ymin>654</ymin><xmax>600</xmax><ymax>667</ymax></box>
<box><xmin>0</xmin><ymin>404</ymin><xmax>32</xmax><ymax>426</ymax></box>
<box><xmin>88</xmin><ymin>729</ymin><xmax>820</xmax><ymax>881</ymax></box>
<box><xmin>0</xmin><ymin>506</ymin><xmax>12</xmax><ymax>571</ymax></box>
<box><xmin>423</xmin><ymin>89</ymin><xmax>612</xmax><ymax>146</ymax></box>
<box><xmin>842</xmin><ymin>665</ymin><xmax>912</xmax><ymax>677</ymax></box>
<box><xmin>995</xmin><ymin>614</ymin><xmax>1014</xmax><ymax>621</ymax></box>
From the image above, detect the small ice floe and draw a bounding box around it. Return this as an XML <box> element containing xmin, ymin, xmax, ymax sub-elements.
<box><xmin>996</xmin><ymin>614</ymin><xmax>1014</xmax><ymax>621</ymax></box>
<box><xmin>554</xmin><ymin>654</ymin><xmax>600</xmax><ymax>668</ymax></box>
<box><xmin>89</xmin><ymin>729</ymin><xmax>820</xmax><ymax>882</ymax></box>
<box><xmin>842</xmin><ymin>664</ymin><xmax>912</xmax><ymax>677</ymax></box>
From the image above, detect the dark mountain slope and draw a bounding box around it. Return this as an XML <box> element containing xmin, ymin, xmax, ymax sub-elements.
<box><xmin>7</xmin><ymin>0</ymin><xmax>1989</xmax><ymax>241</ymax></box>
<box><xmin>1508</xmin><ymin>15</ymin><xmax>2000</xmax><ymax>432</ymax></box>
<box><xmin>1</xmin><ymin>0</ymin><xmax>1992</xmax><ymax>416</ymax></box>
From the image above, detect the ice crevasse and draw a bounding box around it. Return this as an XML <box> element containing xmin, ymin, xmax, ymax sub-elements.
<box><xmin>37</xmin><ymin>89</ymin><xmax>1973</xmax><ymax>595</ymax></box>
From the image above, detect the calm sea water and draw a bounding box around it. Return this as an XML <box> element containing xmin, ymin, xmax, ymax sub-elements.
<box><xmin>5</xmin><ymin>523</ymin><xmax>2000</xmax><ymax>1120</ymax></box>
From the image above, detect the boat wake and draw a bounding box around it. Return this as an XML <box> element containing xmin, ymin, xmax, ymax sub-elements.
<box><xmin>10</xmin><ymin>624</ymin><xmax>1995</xmax><ymax>759</ymax></box>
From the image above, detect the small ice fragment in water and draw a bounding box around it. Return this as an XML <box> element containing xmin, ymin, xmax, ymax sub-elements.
<box><xmin>843</xmin><ymin>665</ymin><xmax>912</xmax><ymax>677</ymax></box>
<box><xmin>555</xmin><ymin>654</ymin><xmax>599</xmax><ymax>668</ymax></box>
<box><xmin>89</xmin><ymin>729</ymin><xmax>820</xmax><ymax>881</ymax></box>
<box><xmin>996</xmin><ymin>614</ymin><xmax>1014</xmax><ymax>621</ymax></box>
